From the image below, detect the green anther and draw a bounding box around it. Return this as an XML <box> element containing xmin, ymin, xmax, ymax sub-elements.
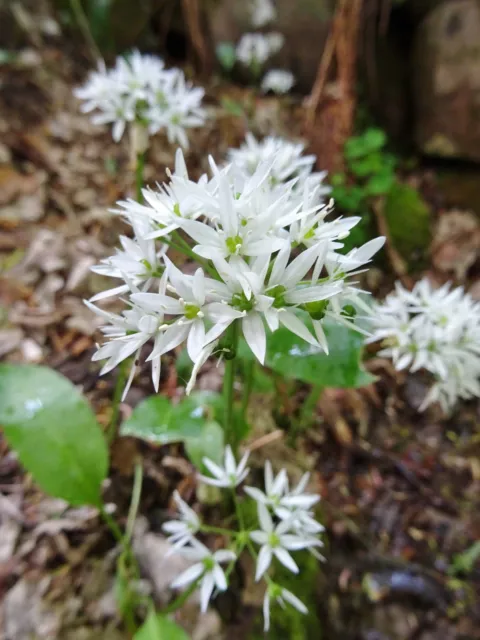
<box><xmin>203</xmin><ymin>556</ymin><xmax>215</xmax><ymax>571</ymax></box>
<box><xmin>232</xmin><ymin>291</ymin><xmax>255</xmax><ymax>312</ymax></box>
<box><xmin>173</xmin><ymin>202</ymin><xmax>181</xmax><ymax>217</ymax></box>
<box><xmin>126</xmin><ymin>329</ymin><xmax>138</xmax><ymax>336</ymax></box>
<box><xmin>267</xmin><ymin>284</ymin><xmax>287</xmax><ymax>309</ymax></box>
<box><xmin>235</xmin><ymin>192</ymin><xmax>241</xmax><ymax>200</ymax></box>
<box><xmin>342</xmin><ymin>304</ymin><xmax>356</xmax><ymax>319</ymax></box>
<box><xmin>241</xmin><ymin>218</ymin><xmax>248</xmax><ymax>227</ymax></box>
<box><xmin>171</xmin><ymin>113</ymin><xmax>181</xmax><ymax>125</ymax></box>
<box><xmin>225</xmin><ymin>235</ymin><xmax>243</xmax><ymax>255</ymax></box>
<box><xmin>304</xmin><ymin>227</ymin><xmax>316</xmax><ymax>241</ymax></box>
<box><xmin>184</xmin><ymin>303</ymin><xmax>200</xmax><ymax>319</ymax></box>
<box><xmin>304</xmin><ymin>300</ymin><xmax>329</xmax><ymax>320</ymax></box>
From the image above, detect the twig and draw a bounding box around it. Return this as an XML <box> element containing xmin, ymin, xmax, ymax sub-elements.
<box><xmin>248</xmin><ymin>430</ymin><xmax>284</xmax><ymax>452</ymax></box>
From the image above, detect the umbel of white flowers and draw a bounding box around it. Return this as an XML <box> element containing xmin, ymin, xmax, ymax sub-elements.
<box><xmin>368</xmin><ymin>278</ymin><xmax>480</xmax><ymax>412</ymax></box>
<box><xmin>164</xmin><ymin>447</ymin><xmax>324</xmax><ymax>631</ymax></box>
<box><xmin>86</xmin><ymin>141</ymin><xmax>385</xmax><ymax>399</ymax></box>
<box><xmin>74</xmin><ymin>50</ymin><xmax>205</xmax><ymax>149</ymax></box>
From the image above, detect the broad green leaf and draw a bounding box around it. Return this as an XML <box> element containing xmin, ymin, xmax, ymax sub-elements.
<box><xmin>121</xmin><ymin>392</ymin><xmax>224</xmax><ymax>466</ymax></box>
<box><xmin>362</xmin><ymin>127</ymin><xmax>387</xmax><ymax>151</ymax></box>
<box><xmin>0</xmin><ymin>364</ymin><xmax>108</xmax><ymax>506</ymax></box>
<box><xmin>239</xmin><ymin>321</ymin><xmax>375</xmax><ymax>389</ymax></box>
<box><xmin>134</xmin><ymin>611</ymin><xmax>189</xmax><ymax>640</ymax></box>
<box><xmin>365</xmin><ymin>171</ymin><xmax>395</xmax><ymax>196</ymax></box>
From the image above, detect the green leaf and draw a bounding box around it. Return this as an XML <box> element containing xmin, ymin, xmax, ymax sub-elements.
<box><xmin>239</xmin><ymin>321</ymin><xmax>375</xmax><ymax>388</ymax></box>
<box><xmin>216</xmin><ymin>42</ymin><xmax>236</xmax><ymax>72</ymax></box>
<box><xmin>121</xmin><ymin>392</ymin><xmax>224</xmax><ymax>467</ymax></box>
<box><xmin>362</xmin><ymin>127</ymin><xmax>387</xmax><ymax>151</ymax></box>
<box><xmin>134</xmin><ymin>611</ymin><xmax>189</xmax><ymax>640</ymax></box>
<box><xmin>0</xmin><ymin>365</ymin><xmax>108</xmax><ymax>506</ymax></box>
<box><xmin>365</xmin><ymin>171</ymin><xmax>395</xmax><ymax>196</ymax></box>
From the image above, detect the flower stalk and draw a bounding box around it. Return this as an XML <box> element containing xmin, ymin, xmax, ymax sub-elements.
<box><xmin>223</xmin><ymin>321</ymin><xmax>240</xmax><ymax>450</ymax></box>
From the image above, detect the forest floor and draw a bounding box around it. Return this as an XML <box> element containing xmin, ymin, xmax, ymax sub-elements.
<box><xmin>0</xmin><ymin>7</ymin><xmax>479</xmax><ymax>640</ymax></box>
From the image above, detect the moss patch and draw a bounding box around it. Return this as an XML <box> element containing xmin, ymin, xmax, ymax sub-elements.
<box><xmin>384</xmin><ymin>183</ymin><xmax>431</xmax><ymax>266</ymax></box>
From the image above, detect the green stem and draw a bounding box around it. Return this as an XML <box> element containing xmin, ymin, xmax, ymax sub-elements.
<box><xmin>107</xmin><ymin>359</ymin><xmax>128</xmax><ymax>443</ymax></box>
<box><xmin>223</xmin><ymin>321</ymin><xmax>239</xmax><ymax>450</ymax></box>
<box><xmin>125</xmin><ymin>462</ymin><xmax>143</xmax><ymax>545</ymax></box>
<box><xmin>169</xmin><ymin>231</ymin><xmax>218</xmax><ymax>278</ymax></box>
<box><xmin>69</xmin><ymin>0</ymin><xmax>101</xmax><ymax>62</ymax></box>
<box><xmin>298</xmin><ymin>384</ymin><xmax>324</xmax><ymax>433</ymax></box>
<box><xmin>241</xmin><ymin>360</ymin><xmax>255</xmax><ymax>420</ymax></box>
<box><xmin>200</xmin><ymin>524</ymin><xmax>236</xmax><ymax>536</ymax></box>
<box><xmin>99</xmin><ymin>504</ymin><xmax>125</xmax><ymax>546</ymax></box>
<box><xmin>163</xmin><ymin>580</ymin><xmax>199</xmax><ymax>614</ymax></box>
<box><xmin>136</xmin><ymin>152</ymin><xmax>145</xmax><ymax>202</ymax></box>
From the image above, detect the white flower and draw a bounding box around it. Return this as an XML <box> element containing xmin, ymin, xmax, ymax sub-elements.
<box><xmin>75</xmin><ymin>51</ymin><xmax>205</xmax><ymax>147</ymax></box>
<box><xmin>200</xmin><ymin>446</ymin><xmax>250</xmax><ymax>488</ymax></box>
<box><xmin>228</xmin><ymin>134</ymin><xmax>328</xmax><ymax>196</ymax></box>
<box><xmin>236</xmin><ymin>32</ymin><xmax>284</xmax><ymax>67</ymax></box>
<box><xmin>163</xmin><ymin>491</ymin><xmax>200</xmax><ymax>549</ymax></box>
<box><xmin>250</xmin><ymin>503</ymin><xmax>321</xmax><ymax>580</ymax></box>
<box><xmin>172</xmin><ymin>540</ymin><xmax>236</xmax><ymax>612</ymax></box>
<box><xmin>261</xmin><ymin>69</ymin><xmax>295</xmax><ymax>94</ymax></box>
<box><xmin>251</xmin><ymin>0</ymin><xmax>276</xmax><ymax>27</ymax></box>
<box><xmin>263</xmin><ymin>583</ymin><xmax>308</xmax><ymax>632</ymax></box>
<box><xmin>368</xmin><ymin>278</ymin><xmax>480</xmax><ymax>412</ymax></box>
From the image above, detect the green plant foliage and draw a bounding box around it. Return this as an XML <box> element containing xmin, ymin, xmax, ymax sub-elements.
<box><xmin>384</xmin><ymin>182</ymin><xmax>431</xmax><ymax>261</ymax></box>
<box><xmin>134</xmin><ymin>611</ymin><xmax>189</xmax><ymax>640</ymax></box>
<box><xmin>0</xmin><ymin>364</ymin><xmax>108</xmax><ymax>506</ymax></box>
<box><xmin>216</xmin><ymin>42</ymin><xmax>236</xmax><ymax>72</ymax></box>
<box><xmin>239</xmin><ymin>321</ymin><xmax>375</xmax><ymax>389</ymax></box>
<box><xmin>449</xmin><ymin>541</ymin><xmax>480</xmax><ymax>576</ymax></box>
<box><xmin>120</xmin><ymin>392</ymin><xmax>224</xmax><ymax>468</ymax></box>
<box><xmin>332</xmin><ymin>127</ymin><xmax>398</xmax><ymax>252</ymax></box>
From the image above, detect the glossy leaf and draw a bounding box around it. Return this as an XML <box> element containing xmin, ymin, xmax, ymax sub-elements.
<box><xmin>134</xmin><ymin>611</ymin><xmax>189</xmax><ymax>640</ymax></box>
<box><xmin>239</xmin><ymin>321</ymin><xmax>375</xmax><ymax>389</ymax></box>
<box><xmin>0</xmin><ymin>364</ymin><xmax>108</xmax><ymax>506</ymax></box>
<box><xmin>121</xmin><ymin>392</ymin><xmax>224</xmax><ymax>466</ymax></box>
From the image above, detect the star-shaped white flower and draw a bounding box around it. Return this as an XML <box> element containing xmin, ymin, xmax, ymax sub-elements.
<box><xmin>200</xmin><ymin>446</ymin><xmax>250</xmax><ymax>488</ymax></box>
<box><xmin>163</xmin><ymin>491</ymin><xmax>200</xmax><ymax>550</ymax></box>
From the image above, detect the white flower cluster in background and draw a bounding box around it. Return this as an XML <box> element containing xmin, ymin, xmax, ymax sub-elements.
<box><xmin>261</xmin><ymin>69</ymin><xmax>295</xmax><ymax>94</ymax></box>
<box><xmin>227</xmin><ymin>133</ymin><xmax>330</xmax><ymax>195</ymax></box>
<box><xmin>86</xmin><ymin>144</ymin><xmax>384</xmax><ymax>398</ymax></box>
<box><xmin>74</xmin><ymin>50</ymin><xmax>205</xmax><ymax>148</ymax></box>
<box><xmin>164</xmin><ymin>447</ymin><xmax>324</xmax><ymax>631</ymax></box>
<box><xmin>368</xmin><ymin>278</ymin><xmax>480</xmax><ymax>412</ymax></box>
<box><xmin>250</xmin><ymin>0</ymin><xmax>276</xmax><ymax>27</ymax></box>
<box><xmin>236</xmin><ymin>32</ymin><xmax>284</xmax><ymax>69</ymax></box>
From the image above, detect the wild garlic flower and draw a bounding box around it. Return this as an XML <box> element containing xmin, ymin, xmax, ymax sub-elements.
<box><xmin>87</xmin><ymin>148</ymin><xmax>384</xmax><ymax>395</ymax></box>
<box><xmin>250</xmin><ymin>0</ymin><xmax>276</xmax><ymax>27</ymax></box>
<box><xmin>236</xmin><ymin>32</ymin><xmax>284</xmax><ymax>68</ymax></box>
<box><xmin>368</xmin><ymin>278</ymin><xmax>480</xmax><ymax>412</ymax></box>
<box><xmin>166</xmin><ymin>452</ymin><xmax>323</xmax><ymax>625</ymax></box>
<box><xmin>227</xmin><ymin>133</ymin><xmax>330</xmax><ymax>197</ymax></box>
<box><xmin>261</xmin><ymin>69</ymin><xmax>295</xmax><ymax>94</ymax></box>
<box><xmin>75</xmin><ymin>51</ymin><xmax>205</xmax><ymax>148</ymax></box>
<box><xmin>200</xmin><ymin>446</ymin><xmax>250</xmax><ymax>488</ymax></box>
<box><xmin>263</xmin><ymin>584</ymin><xmax>308</xmax><ymax>632</ymax></box>
<box><xmin>163</xmin><ymin>491</ymin><xmax>200</xmax><ymax>550</ymax></box>
<box><xmin>250</xmin><ymin>503</ymin><xmax>322</xmax><ymax>580</ymax></box>
<box><xmin>172</xmin><ymin>540</ymin><xmax>236</xmax><ymax>613</ymax></box>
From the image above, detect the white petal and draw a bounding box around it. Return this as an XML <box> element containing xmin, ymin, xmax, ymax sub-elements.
<box><xmin>200</xmin><ymin>572</ymin><xmax>215</xmax><ymax>613</ymax></box>
<box><xmin>273</xmin><ymin>547</ymin><xmax>298</xmax><ymax>573</ymax></box>
<box><xmin>281</xmin><ymin>589</ymin><xmax>308</xmax><ymax>614</ymax></box>
<box><xmin>187</xmin><ymin>318</ymin><xmax>206</xmax><ymax>362</ymax></box>
<box><xmin>257</xmin><ymin>502</ymin><xmax>273</xmax><ymax>533</ymax></box>
<box><xmin>263</xmin><ymin>592</ymin><xmax>271</xmax><ymax>632</ymax></box>
<box><xmin>171</xmin><ymin>562</ymin><xmax>204</xmax><ymax>589</ymax></box>
<box><xmin>255</xmin><ymin>545</ymin><xmax>272</xmax><ymax>581</ymax></box>
<box><xmin>242</xmin><ymin>313</ymin><xmax>266</xmax><ymax>364</ymax></box>
<box><xmin>279</xmin><ymin>310</ymin><xmax>317</xmax><ymax>345</ymax></box>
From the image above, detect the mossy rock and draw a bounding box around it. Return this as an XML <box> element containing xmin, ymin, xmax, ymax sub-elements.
<box><xmin>384</xmin><ymin>183</ymin><xmax>431</xmax><ymax>265</ymax></box>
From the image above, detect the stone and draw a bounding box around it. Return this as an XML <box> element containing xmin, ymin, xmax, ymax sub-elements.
<box><xmin>413</xmin><ymin>0</ymin><xmax>480</xmax><ymax>162</ymax></box>
<box><xmin>208</xmin><ymin>0</ymin><xmax>335</xmax><ymax>92</ymax></box>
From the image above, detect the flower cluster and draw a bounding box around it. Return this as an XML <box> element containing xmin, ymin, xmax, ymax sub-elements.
<box><xmin>86</xmin><ymin>144</ymin><xmax>384</xmax><ymax>398</ymax></box>
<box><xmin>368</xmin><ymin>278</ymin><xmax>480</xmax><ymax>412</ymax></box>
<box><xmin>164</xmin><ymin>447</ymin><xmax>324</xmax><ymax>631</ymax></box>
<box><xmin>235</xmin><ymin>4</ymin><xmax>295</xmax><ymax>94</ymax></box>
<box><xmin>74</xmin><ymin>50</ymin><xmax>205</xmax><ymax>148</ymax></box>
